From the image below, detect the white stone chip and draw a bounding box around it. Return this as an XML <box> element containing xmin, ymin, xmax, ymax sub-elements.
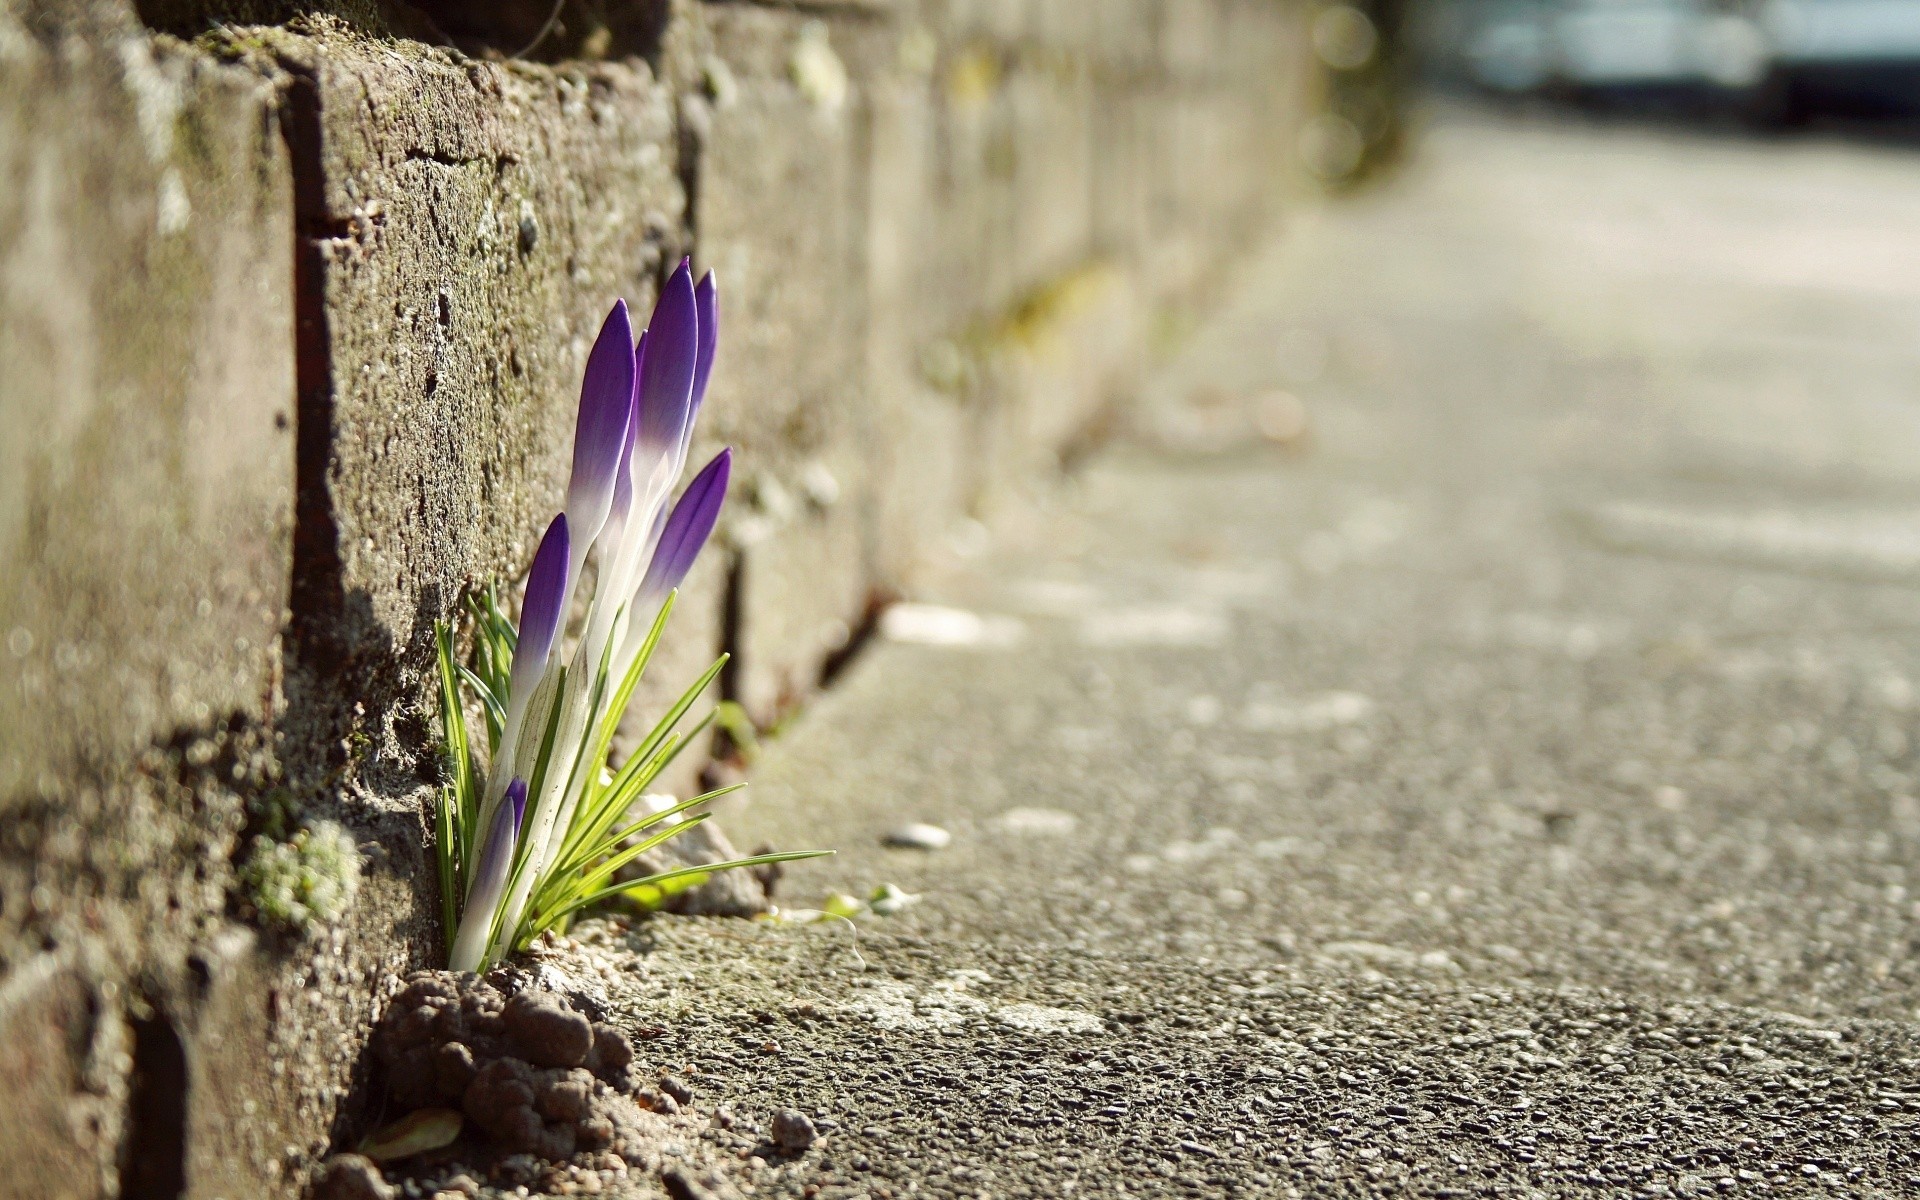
<box><xmin>991</xmin><ymin>807</ymin><xmax>1079</xmax><ymax>836</ymax></box>
<box><xmin>880</xmin><ymin>603</ymin><xmax>1025</xmax><ymax>648</ymax></box>
<box><xmin>883</xmin><ymin>822</ymin><xmax>952</xmax><ymax>851</ymax></box>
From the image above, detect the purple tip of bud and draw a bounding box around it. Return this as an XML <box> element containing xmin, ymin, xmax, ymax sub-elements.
<box><xmin>567</xmin><ymin>300</ymin><xmax>637</xmax><ymax>542</ymax></box>
<box><xmin>469</xmin><ymin>777</ymin><xmax>526</xmax><ymax>913</ymax></box>
<box><xmin>639</xmin><ymin>449</ymin><xmax>730</xmax><ymax>599</ymax></box>
<box><xmin>635</xmin><ymin>263</ymin><xmax>699</xmax><ymax>459</ymax></box>
<box><xmin>691</xmin><ymin>271</ymin><xmax>718</xmax><ymax>420</ymax></box>
<box><xmin>510</xmin><ymin>515</ymin><xmax>571</xmax><ymax>696</ymax></box>
<box><xmin>506</xmin><ymin>777</ymin><xmax>528</xmax><ymax>833</ymax></box>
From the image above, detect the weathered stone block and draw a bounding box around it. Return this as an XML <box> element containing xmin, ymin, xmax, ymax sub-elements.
<box><xmin>0</xmin><ymin>1</ymin><xmax>1319</xmax><ymax>1193</ymax></box>
<box><xmin>255</xmin><ymin>26</ymin><xmax>686</xmax><ymax>715</ymax></box>
<box><xmin>0</xmin><ymin>2</ymin><xmax>293</xmax><ymax>803</ymax></box>
<box><xmin>1006</xmin><ymin>63</ymin><xmax>1096</xmax><ymax>281</ymax></box>
<box><xmin>697</xmin><ymin>5</ymin><xmax>882</xmax><ymax>721</ymax></box>
<box><xmin>940</xmin><ymin>0</ymin><xmax>1029</xmax><ymax>44</ymax></box>
<box><xmin>1156</xmin><ymin>0</ymin><xmax>1227</xmax><ymax>80</ymax></box>
<box><xmin>0</xmin><ymin>952</ymin><xmax>122</xmax><ymax>1200</ymax></box>
<box><xmin>936</xmin><ymin>55</ymin><xmax>1027</xmax><ymax>321</ymax></box>
<box><xmin>954</xmin><ymin>261</ymin><xmax>1142</xmax><ymax>530</ymax></box>
<box><xmin>863</xmin><ymin>70</ymin><xmax>976</xmax><ymax>588</ymax></box>
<box><xmin>1028</xmin><ymin>1</ymin><xmax>1101</xmax><ymax>52</ymax></box>
<box><xmin>0</xmin><ymin>10</ymin><xmax>294</xmax><ymax>1193</ymax></box>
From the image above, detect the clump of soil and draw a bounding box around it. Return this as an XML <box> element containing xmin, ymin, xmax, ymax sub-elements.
<box><xmin>311</xmin><ymin>971</ymin><xmax>686</xmax><ymax>1199</ymax></box>
<box><xmin>380</xmin><ymin>972</ymin><xmax>642</xmax><ymax>1158</ymax></box>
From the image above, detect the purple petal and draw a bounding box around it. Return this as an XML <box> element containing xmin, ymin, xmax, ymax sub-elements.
<box><xmin>691</xmin><ymin>270</ymin><xmax>718</xmax><ymax>420</ymax></box>
<box><xmin>566</xmin><ymin>300</ymin><xmax>637</xmax><ymax>549</ymax></box>
<box><xmin>510</xmin><ymin>515</ymin><xmax>571</xmax><ymax>697</ymax></box>
<box><xmin>635</xmin><ymin>263</ymin><xmax>698</xmax><ymax>460</ymax></box>
<box><xmin>467</xmin><ymin>777</ymin><xmax>526</xmax><ymax>913</ymax></box>
<box><xmin>639</xmin><ymin>449</ymin><xmax>730</xmax><ymax>599</ymax></box>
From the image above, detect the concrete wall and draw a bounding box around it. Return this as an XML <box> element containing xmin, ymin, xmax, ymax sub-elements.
<box><xmin>0</xmin><ymin>0</ymin><xmax>1311</xmax><ymax>1194</ymax></box>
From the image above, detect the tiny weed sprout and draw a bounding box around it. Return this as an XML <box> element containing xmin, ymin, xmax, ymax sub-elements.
<box><xmin>435</xmin><ymin>262</ymin><xmax>828</xmax><ymax>972</ymax></box>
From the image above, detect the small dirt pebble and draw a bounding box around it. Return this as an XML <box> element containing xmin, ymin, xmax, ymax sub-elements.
<box><xmin>636</xmin><ymin>1086</ymin><xmax>680</xmax><ymax>1114</ymax></box>
<box><xmin>662</xmin><ymin>1165</ymin><xmax>746</xmax><ymax>1200</ymax></box>
<box><xmin>310</xmin><ymin>1154</ymin><xmax>395</xmax><ymax>1200</ymax></box>
<box><xmin>769</xmin><ymin>1108</ymin><xmax>818</xmax><ymax>1153</ymax></box>
<box><xmin>659</xmin><ymin>1074</ymin><xmax>694</xmax><ymax>1105</ymax></box>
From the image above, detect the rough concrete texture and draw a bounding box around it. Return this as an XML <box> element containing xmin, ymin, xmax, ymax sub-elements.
<box><xmin>695</xmin><ymin>4</ymin><xmax>885</xmax><ymax>722</ymax></box>
<box><xmin>251</xmin><ymin>20</ymin><xmax>688</xmax><ymax>707</ymax></box>
<box><xmin>520</xmin><ymin>110</ymin><xmax>1920</xmax><ymax>1198</ymax></box>
<box><xmin>0</xmin><ymin>0</ymin><xmax>292</xmax><ymax>815</ymax></box>
<box><xmin>0</xmin><ymin>3</ymin><xmax>293</xmax><ymax>1195</ymax></box>
<box><xmin>257</xmin><ymin>2</ymin><xmax>723</xmax><ymax>796</ymax></box>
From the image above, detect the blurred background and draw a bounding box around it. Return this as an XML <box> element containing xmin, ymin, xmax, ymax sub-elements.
<box><xmin>1418</xmin><ymin>0</ymin><xmax>1920</xmax><ymax>127</ymax></box>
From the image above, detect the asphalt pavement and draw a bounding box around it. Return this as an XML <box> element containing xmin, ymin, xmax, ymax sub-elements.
<box><xmin>575</xmin><ymin>108</ymin><xmax>1920</xmax><ymax>1199</ymax></box>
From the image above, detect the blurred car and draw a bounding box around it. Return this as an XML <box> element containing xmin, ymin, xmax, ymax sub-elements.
<box><xmin>1462</xmin><ymin>0</ymin><xmax>1556</xmax><ymax>91</ymax></box>
<box><xmin>1454</xmin><ymin>0</ymin><xmax>1768</xmax><ymax>99</ymax></box>
<box><xmin>1558</xmin><ymin>0</ymin><xmax>1764</xmax><ymax>89</ymax></box>
<box><xmin>1756</xmin><ymin>0</ymin><xmax>1920</xmax><ymax>119</ymax></box>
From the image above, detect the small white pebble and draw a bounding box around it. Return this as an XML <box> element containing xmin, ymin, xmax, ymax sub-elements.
<box><xmin>881</xmin><ymin>603</ymin><xmax>1024</xmax><ymax>648</ymax></box>
<box><xmin>883</xmin><ymin>823</ymin><xmax>951</xmax><ymax>851</ymax></box>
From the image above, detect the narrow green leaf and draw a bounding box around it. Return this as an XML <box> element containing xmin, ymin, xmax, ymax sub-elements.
<box><xmin>531</xmin><ymin>814</ymin><xmax>713</xmax><ymax>926</ymax></box>
<box><xmin>554</xmin><ymin>732</ymin><xmax>680</xmax><ymax>876</ymax></box>
<box><xmin>568</xmin><ymin>594</ymin><xmax>674</xmax><ymax>830</ymax></box>
<box><xmin>489</xmin><ymin>664</ymin><xmax>569</xmax><ymax>963</ymax></box>
<box><xmin>458</xmin><ymin>663</ymin><xmax>507</xmax><ymax>749</ymax></box>
<box><xmin>552</xmin><ymin>612</ymin><xmax>627</xmax><ymax>826</ymax></box>
<box><xmin>435</xmin><ymin>785</ymin><xmax>459</xmax><ymax>954</ymax></box>
<box><xmin>536</xmin><ymin>850</ymin><xmax>834</xmax><ymax>932</ymax></box>
<box><xmin>555</xmin><ymin>702</ymin><xmax>717</xmax><ymax>879</ymax></box>
<box><xmin>558</xmin><ymin>780</ymin><xmax>745</xmax><ymax>883</ymax></box>
<box><xmin>434</xmin><ymin>621</ymin><xmax>474</xmax><ymax>910</ymax></box>
<box><xmin>619</xmin><ymin>653</ymin><xmax>728</xmax><ymax>792</ymax></box>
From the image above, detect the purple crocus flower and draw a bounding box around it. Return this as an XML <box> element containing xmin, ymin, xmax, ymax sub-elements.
<box><xmin>638</xmin><ymin>449</ymin><xmax>731</xmax><ymax>600</ymax></box>
<box><xmin>509</xmin><ymin>515</ymin><xmax>571</xmax><ymax>699</ymax></box>
<box><xmin>450</xmin><ymin>777</ymin><xmax>527</xmax><ymax>971</ymax></box>
<box><xmin>691</xmin><ymin>270</ymin><xmax>718</xmax><ymax>421</ymax></box>
<box><xmin>634</xmin><ymin>261</ymin><xmax>699</xmax><ymax>465</ymax></box>
<box><xmin>565</xmin><ymin>300</ymin><xmax>637</xmax><ymax>561</ymax></box>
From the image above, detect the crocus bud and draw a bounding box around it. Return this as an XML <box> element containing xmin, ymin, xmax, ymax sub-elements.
<box><xmin>691</xmin><ymin>270</ymin><xmax>718</xmax><ymax>421</ymax></box>
<box><xmin>510</xmin><ymin>515</ymin><xmax>571</xmax><ymax>699</ymax></box>
<box><xmin>450</xmin><ymin>778</ymin><xmax>527</xmax><ymax>972</ymax></box>
<box><xmin>635</xmin><ymin>261</ymin><xmax>698</xmax><ymax>463</ymax></box>
<box><xmin>638</xmin><ymin>449</ymin><xmax>730</xmax><ymax>600</ymax></box>
<box><xmin>565</xmin><ymin>300</ymin><xmax>637</xmax><ymax>560</ymax></box>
